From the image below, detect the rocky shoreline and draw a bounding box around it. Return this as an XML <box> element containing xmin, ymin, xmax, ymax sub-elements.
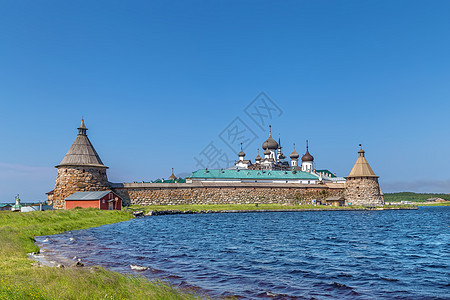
<box><xmin>134</xmin><ymin>206</ymin><xmax>418</xmax><ymax>217</ymax></box>
<box><xmin>29</xmin><ymin>240</ymin><xmax>86</xmax><ymax>269</ymax></box>
<box><xmin>30</xmin><ymin>236</ymin><xmax>214</xmax><ymax>298</ymax></box>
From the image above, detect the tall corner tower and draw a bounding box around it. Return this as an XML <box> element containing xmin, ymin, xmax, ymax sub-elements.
<box><xmin>344</xmin><ymin>147</ymin><xmax>384</xmax><ymax>206</ymax></box>
<box><xmin>52</xmin><ymin>119</ymin><xmax>109</xmax><ymax>209</ymax></box>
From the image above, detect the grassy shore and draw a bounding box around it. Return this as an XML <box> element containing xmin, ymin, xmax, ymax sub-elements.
<box><xmin>0</xmin><ymin>209</ymin><xmax>201</xmax><ymax>300</ymax></box>
<box><xmin>413</xmin><ymin>202</ymin><xmax>450</xmax><ymax>206</ymax></box>
<box><xmin>129</xmin><ymin>203</ymin><xmax>417</xmax><ymax>214</ymax></box>
<box><xmin>384</xmin><ymin>192</ymin><xmax>450</xmax><ymax>202</ymax></box>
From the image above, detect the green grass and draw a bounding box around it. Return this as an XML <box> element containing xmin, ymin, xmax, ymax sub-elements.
<box><xmin>384</xmin><ymin>192</ymin><xmax>450</xmax><ymax>202</ymax></box>
<box><xmin>415</xmin><ymin>202</ymin><xmax>450</xmax><ymax>206</ymax></box>
<box><xmin>0</xmin><ymin>208</ymin><xmax>202</xmax><ymax>300</ymax></box>
<box><xmin>129</xmin><ymin>203</ymin><xmax>416</xmax><ymax>214</ymax></box>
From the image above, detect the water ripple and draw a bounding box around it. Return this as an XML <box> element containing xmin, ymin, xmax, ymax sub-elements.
<box><xmin>36</xmin><ymin>207</ymin><xmax>450</xmax><ymax>299</ymax></box>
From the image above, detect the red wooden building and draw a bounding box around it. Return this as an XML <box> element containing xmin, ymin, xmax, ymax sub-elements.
<box><xmin>65</xmin><ymin>191</ymin><xmax>122</xmax><ymax>210</ymax></box>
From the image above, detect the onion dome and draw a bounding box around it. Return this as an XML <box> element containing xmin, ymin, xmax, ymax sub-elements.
<box><xmin>302</xmin><ymin>140</ymin><xmax>314</xmax><ymax>162</ymax></box>
<box><xmin>302</xmin><ymin>150</ymin><xmax>314</xmax><ymax>162</ymax></box>
<box><xmin>238</xmin><ymin>143</ymin><xmax>245</xmax><ymax>157</ymax></box>
<box><xmin>262</xmin><ymin>125</ymin><xmax>278</xmax><ymax>150</ymax></box>
<box><xmin>255</xmin><ymin>149</ymin><xmax>261</xmax><ymax>161</ymax></box>
<box><xmin>168</xmin><ymin>168</ymin><xmax>177</xmax><ymax>180</ymax></box>
<box><xmin>290</xmin><ymin>150</ymin><xmax>299</xmax><ymax>159</ymax></box>
<box><xmin>262</xmin><ymin>136</ymin><xmax>278</xmax><ymax>150</ymax></box>
<box><xmin>264</xmin><ymin>148</ymin><xmax>271</xmax><ymax>156</ymax></box>
<box><xmin>290</xmin><ymin>144</ymin><xmax>299</xmax><ymax>159</ymax></box>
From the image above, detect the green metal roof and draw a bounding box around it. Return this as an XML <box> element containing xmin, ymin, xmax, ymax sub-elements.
<box><xmin>152</xmin><ymin>179</ymin><xmax>186</xmax><ymax>183</ymax></box>
<box><xmin>315</xmin><ymin>169</ymin><xmax>336</xmax><ymax>178</ymax></box>
<box><xmin>189</xmin><ymin>169</ymin><xmax>319</xmax><ymax>180</ymax></box>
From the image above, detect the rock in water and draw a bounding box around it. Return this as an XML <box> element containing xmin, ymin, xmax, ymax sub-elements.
<box><xmin>71</xmin><ymin>261</ymin><xmax>84</xmax><ymax>267</ymax></box>
<box><xmin>132</xmin><ymin>211</ymin><xmax>144</xmax><ymax>217</ymax></box>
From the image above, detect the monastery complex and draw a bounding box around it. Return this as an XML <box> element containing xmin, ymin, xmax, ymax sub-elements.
<box><xmin>49</xmin><ymin>120</ymin><xmax>384</xmax><ymax>209</ymax></box>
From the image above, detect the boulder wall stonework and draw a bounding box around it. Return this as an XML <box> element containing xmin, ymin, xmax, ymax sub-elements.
<box><xmin>344</xmin><ymin>177</ymin><xmax>384</xmax><ymax>206</ymax></box>
<box><xmin>112</xmin><ymin>185</ymin><xmax>345</xmax><ymax>206</ymax></box>
<box><xmin>52</xmin><ymin>166</ymin><xmax>109</xmax><ymax>209</ymax></box>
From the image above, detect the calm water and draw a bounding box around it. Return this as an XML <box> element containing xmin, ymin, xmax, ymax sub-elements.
<box><xmin>36</xmin><ymin>207</ymin><xmax>449</xmax><ymax>299</ymax></box>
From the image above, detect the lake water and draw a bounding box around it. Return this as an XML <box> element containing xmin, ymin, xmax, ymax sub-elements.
<box><xmin>36</xmin><ymin>207</ymin><xmax>449</xmax><ymax>299</ymax></box>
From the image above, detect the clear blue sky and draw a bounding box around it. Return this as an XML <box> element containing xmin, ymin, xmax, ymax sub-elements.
<box><xmin>1</xmin><ymin>1</ymin><xmax>449</xmax><ymax>202</ymax></box>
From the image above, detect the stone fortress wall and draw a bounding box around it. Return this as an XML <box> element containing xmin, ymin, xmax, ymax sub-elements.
<box><xmin>50</xmin><ymin>120</ymin><xmax>384</xmax><ymax>208</ymax></box>
<box><xmin>111</xmin><ymin>182</ymin><xmax>345</xmax><ymax>206</ymax></box>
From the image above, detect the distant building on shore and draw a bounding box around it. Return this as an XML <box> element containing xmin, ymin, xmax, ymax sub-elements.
<box><xmin>0</xmin><ymin>203</ymin><xmax>11</xmax><ymax>211</ymax></box>
<box><xmin>11</xmin><ymin>195</ymin><xmax>22</xmax><ymax>212</ymax></box>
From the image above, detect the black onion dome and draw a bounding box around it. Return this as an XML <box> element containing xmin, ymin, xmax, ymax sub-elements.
<box><xmin>290</xmin><ymin>149</ymin><xmax>299</xmax><ymax>159</ymax></box>
<box><xmin>264</xmin><ymin>148</ymin><xmax>271</xmax><ymax>156</ymax></box>
<box><xmin>262</xmin><ymin>136</ymin><xmax>278</xmax><ymax>150</ymax></box>
<box><xmin>302</xmin><ymin>148</ymin><xmax>314</xmax><ymax>162</ymax></box>
<box><xmin>238</xmin><ymin>143</ymin><xmax>245</xmax><ymax>157</ymax></box>
<box><xmin>255</xmin><ymin>149</ymin><xmax>261</xmax><ymax>161</ymax></box>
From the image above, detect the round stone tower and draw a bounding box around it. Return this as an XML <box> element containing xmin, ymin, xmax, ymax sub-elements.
<box><xmin>52</xmin><ymin>119</ymin><xmax>109</xmax><ymax>209</ymax></box>
<box><xmin>344</xmin><ymin>146</ymin><xmax>384</xmax><ymax>206</ymax></box>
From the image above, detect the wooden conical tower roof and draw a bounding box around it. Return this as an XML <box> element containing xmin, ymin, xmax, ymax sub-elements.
<box><xmin>347</xmin><ymin>147</ymin><xmax>377</xmax><ymax>178</ymax></box>
<box><xmin>56</xmin><ymin>119</ymin><xmax>108</xmax><ymax>169</ymax></box>
<box><xmin>168</xmin><ymin>168</ymin><xmax>177</xmax><ymax>180</ymax></box>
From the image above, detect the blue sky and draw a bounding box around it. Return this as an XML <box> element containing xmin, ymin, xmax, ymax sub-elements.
<box><xmin>1</xmin><ymin>1</ymin><xmax>449</xmax><ymax>202</ymax></box>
